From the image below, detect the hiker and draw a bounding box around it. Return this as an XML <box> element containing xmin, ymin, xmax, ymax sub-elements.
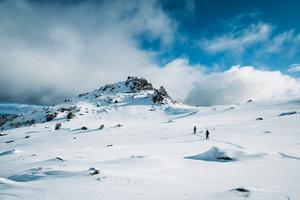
<box><xmin>205</xmin><ymin>129</ymin><xmax>210</xmax><ymax>140</ymax></box>
<box><xmin>193</xmin><ymin>126</ymin><xmax>197</xmax><ymax>134</ymax></box>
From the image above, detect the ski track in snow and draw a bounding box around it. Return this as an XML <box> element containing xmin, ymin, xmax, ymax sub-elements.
<box><xmin>170</xmin><ymin>110</ymin><xmax>199</xmax><ymax>120</ymax></box>
<box><xmin>209</xmin><ymin>138</ymin><xmax>245</xmax><ymax>149</ymax></box>
<box><xmin>176</xmin><ymin>134</ymin><xmax>245</xmax><ymax>150</ymax></box>
<box><xmin>278</xmin><ymin>152</ymin><xmax>300</xmax><ymax>160</ymax></box>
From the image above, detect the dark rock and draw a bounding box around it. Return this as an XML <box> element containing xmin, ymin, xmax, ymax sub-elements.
<box><xmin>81</xmin><ymin>126</ymin><xmax>88</xmax><ymax>130</ymax></box>
<box><xmin>256</xmin><ymin>117</ymin><xmax>263</xmax><ymax>121</ymax></box>
<box><xmin>125</xmin><ymin>76</ymin><xmax>154</xmax><ymax>92</ymax></box>
<box><xmin>25</xmin><ymin>135</ymin><xmax>30</xmax><ymax>139</ymax></box>
<box><xmin>99</xmin><ymin>124</ymin><xmax>105</xmax><ymax>130</ymax></box>
<box><xmin>107</xmin><ymin>144</ymin><xmax>113</xmax><ymax>147</ymax></box>
<box><xmin>0</xmin><ymin>115</ymin><xmax>17</xmax><ymax>127</ymax></box>
<box><xmin>152</xmin><ymin>86</ymin><xmax>173</xmax><ymax>104</ymax></box>
<box><xmin>279</xmin><ymin>111</ymin><xmax>297</xmax><ymax>116</ymax></box>
<box><xmin>5</xmin><ymin>140</ymin><xmax>14</xmax><ymax>143</ymax></box>
<box><xmin>67</xmin><ymin>112</ymin><xmax>76</xmax><ymax>120</ymax></box>
<box><xmin>58</xmin><ymin>106</ymin><xmax>77</xmax><ymax>113</ymax></box>
<box><xmin>217</xmin><ymin>156</ymin><xmax>233</xmax><ymax>161</ymax></box>
<box><xmin>26</xmin><ymin>119</ymin><xmax>35</xmax><ymax>126</ymax></box>
<box><xmin>102</xmin><ymin>86</ymin><xmax>108</xmax><ymax>91</ymax></box>
<box><xmin>55</xmin><ymin>157</ymin><xmax>64</xmax><ymax>161</ymax></box>
<box><xmin>11</xmin><ymin>122</ymin><xmax>21</xmax><ymax>128</ymax></box>
<box><xmin>247</xmin><ymin>99</ymin><xmax>253</xmax><ymax>103</ymax></box>
<box><xmin>0</xmin><ymin>116</ymin><xmax>7</xmax><ymax>126</ymax></box>
<box><xmin>78</xmin><ymin>92</ymin><xmax>89</xmax><ymax>98</ymax></box>
<box><xmin>46</xmin><ymin>112</ymin><xmax>58</xmax><ymax>122</ymax></box>
<box><xmin>55</xmin><ymin>123</ymin><xmax>62</xmax><ymax>130</ymax></box>
<box><xmin>89</xmin><ymin>167</ymin><xmax>100</xmax><ymax>175</ymax></box>
<box><xmin>232</xmin><ymin>187</ymin><xmax>250</xmax><ymax>193</ymax></box>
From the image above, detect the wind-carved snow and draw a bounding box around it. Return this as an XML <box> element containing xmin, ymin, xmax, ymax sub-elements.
<box><xmin>0</xmin><ymin>149</ymin><xmax>23</xmax><ymax>156</ymax></box>
<box><xmin>184</xmin><ymin>146</ymin><xmax>266</xmax><ymax>162</ymax></box>
<box><xmin>0</xmin><ymin>77</ymin><xmax>300</xmax><ymax>200</ymax></box>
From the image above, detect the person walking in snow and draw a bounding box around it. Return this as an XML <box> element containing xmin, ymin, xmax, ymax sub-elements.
<box><xmin>193</xmin><ymin>126</ymin><xmax>197</xmax><ymax>134</ymax></box>
<box><xmin>205</xmin><ymin>129</ymin><xmax>210</xmax><ymax>140</ymax></box>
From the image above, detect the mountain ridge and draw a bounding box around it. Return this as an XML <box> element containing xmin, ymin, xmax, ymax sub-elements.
<box><xmin>0</xmin><ymin>76</ymin><xmax>179</xmax><ymax>130</ymax></box>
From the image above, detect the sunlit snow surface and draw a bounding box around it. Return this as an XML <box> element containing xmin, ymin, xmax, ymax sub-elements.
<box><xmin>0</xmin><ymin>95</ymin><xmax>300</xmax><ymax>199</ymax></box>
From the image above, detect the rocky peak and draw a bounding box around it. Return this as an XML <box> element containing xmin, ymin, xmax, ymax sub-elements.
<box><xmin>95</xmin><ymin>76</ymin><xmax>154</xmax><ymax>94</ymax></box>
<box><xmin>76</xmin><ymin>76</ymin><xmax>173</xmax><ymax>106</ymax></box>
<box><xmin>124</xmin><ymin>76</ymin><xmax>154</xmax><ymax>93</ymax></box>
<box><xmin>152</xmin><ymin>86</ymin><xmax>174</xmax><ymax>104</ymax></box>
<box><xmin>80</xmin><ymin>76</ymin><xmax>173</xmax><ymax>104</ymax></box>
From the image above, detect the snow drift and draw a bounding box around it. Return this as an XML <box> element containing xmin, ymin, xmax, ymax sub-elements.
<box><xmin>185</xmin><ymin>146</ymin><xmax>266</xmax><ymax>162</ymax></box>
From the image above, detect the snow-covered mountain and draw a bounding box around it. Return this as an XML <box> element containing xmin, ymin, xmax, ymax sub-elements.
<box><xmin>0</xmin><ymin>77</ymin><xmax>300</xmax><ymax>200</ymax></box>
<box><xmin>0</xmin><ymin>76</ymin><xmax>179</xmax><ymax>131</ymax></box>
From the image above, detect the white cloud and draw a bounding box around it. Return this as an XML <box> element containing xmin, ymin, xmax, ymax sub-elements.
<box><xmin>0</xmin><ymin>0</ymin><xmax>176</xmax><ymax>104</ymax></box>
<box><xmin>200</xmin><ymin>23</ymin><xmax>272</xmax><ymax>54</ymax></box>
<box><xmin>288</xmin><ymin>64</ymin><xmax>300</xmax><ymax>73</ymax></box>
<box><xmin>143</xmin><ymin>58</ymin><xmax>204</xmax><ymax>102</ymax></box>
<box><xmin>262</xmin><ymin>30</ymin><xmax>300</xmax><ymax>56</ymax></box>
<box><xmin>185</xmin><ymin>66</ymin><xmax>300</xmax><ymax>106</ymax></box>
<box><xmin>200</xmin><ymin>20</ymin><xmax>300</xmax><ymax>59</ymax></box>
<box><xmin>264</xmin><ymin>31</ymin><xmax>294</xmax><ymax>54</ymax></box>
<box><xmin>145</xmin><ymin>59</ymin><xmax>300</xmax><ymax>106</ymax></box>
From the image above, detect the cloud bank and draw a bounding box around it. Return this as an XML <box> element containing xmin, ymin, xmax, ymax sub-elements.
<box><xmin>0</xmin><ymin>0</ymin><xmax>300</xmax><ymax>106</ymax></box>
<box><xmin>185</xmin><ymin>65</ymin><xmax>300</xmax><ymax>106</ymax></box>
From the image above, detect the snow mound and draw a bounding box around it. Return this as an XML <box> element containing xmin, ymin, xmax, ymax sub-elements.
<box><xmin>0</xmin><ymin>149</ymin><xmax>22</xmax><ymax>156</ymax></box>
<box><xmin>207</xmin><ymin>188</ymin><xmax>290</xmax><ymax>200</ymax></box>
<box><xmin>7</xmin><ymin>168</ymin><xmax>85</xmax><ymax>182</ymax></box>
<box><xmin>185</xmin><ymin>146</ymin><xmax>266</xmax><ymax>162</ymax></box>
<box><xmin>0</xmin><ymin>177</ymin><xmax>26</xmax><ymax>188</ymax></box>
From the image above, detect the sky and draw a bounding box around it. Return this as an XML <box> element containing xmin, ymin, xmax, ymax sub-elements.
<box><xmin>0</xmin><ymin>0</ymin><xmax>300</xmax><ymax>106</ymax></box>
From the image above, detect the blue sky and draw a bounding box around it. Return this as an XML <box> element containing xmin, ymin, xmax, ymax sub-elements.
<box><xmin>138</xmin><ymin>0</ymin><xmax>300</xmax><ymax>73</ymax></box>
<box><xmin>0</xmin><ymin>0</ymin><xmax>300</xmax><ymax>105</ymax></box>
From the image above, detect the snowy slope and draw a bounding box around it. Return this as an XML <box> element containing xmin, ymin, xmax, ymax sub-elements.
<box><xmin>0</xmin><ymin>103</ymin><xmax>43</xmax><ymax>116</ymax></box>
<box><xmin>0</xmin><ymin>77</ymin><xmax>300</xmax><ymax>200</ymax></box>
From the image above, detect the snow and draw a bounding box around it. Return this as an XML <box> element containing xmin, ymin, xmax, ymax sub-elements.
<box><xmin>0</xmin><ymin>103</ymin><xmax>43</xmax><ymax>116</ymax></box>
<box><xmin>0</xmin><ymin>78</ymin><xmax>300</xmax><ymax>199</ymax></box>
<box><xmin>184</xmin><ymin>146</ymin><xmax>266</xmax><ymax>162</ymax></box>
